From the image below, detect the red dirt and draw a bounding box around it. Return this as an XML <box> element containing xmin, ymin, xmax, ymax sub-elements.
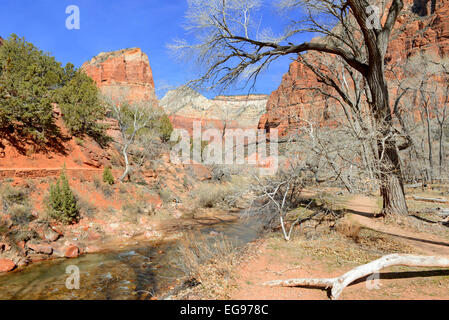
<box><xmin>230</xmin><ymin>195</ymin><xmax>449</xmax><ymax>300</ymax></box>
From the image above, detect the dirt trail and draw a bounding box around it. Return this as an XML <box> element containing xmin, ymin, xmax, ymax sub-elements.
<box><xmin>345</xmin><ymin>196</ymin><xmax>449</xmax><ymax>257</ymax></box>
<box><xmin>228</xmin><ymin>194</ymin><xmax>449</xmax><ymax>300</ymax></box>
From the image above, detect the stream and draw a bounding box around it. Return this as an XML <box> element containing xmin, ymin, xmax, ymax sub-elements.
<box><xmin>0</xmin><ymin>214</ymin><xmax>267</xmax><ymax>300</ymax></box>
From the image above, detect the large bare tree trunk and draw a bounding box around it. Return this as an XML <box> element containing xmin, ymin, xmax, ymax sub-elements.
<box><xmin>367</xmin><ymin>57</ymin><xmax>408</xmax><ymax>216</ymax></box>
<box><xmin>379</xmin><ymin>144</ymin><xmax>408</xmax><ymax>215</ymax></box>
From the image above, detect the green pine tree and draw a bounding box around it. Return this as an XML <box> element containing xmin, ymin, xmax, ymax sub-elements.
<box><xmin>55</xmin><ymin>70</ymin><xmax>107</xmax><ymax>138</ymax></box>
<box><xmin>0</xmin><ymin>34</ymin><xmax>64</xmax><ymax>142</ymax></box>
<box><xmin>102</xmin><ymin>166</ymin><xmax>115</xmax><ymax>185</ymax></box>
<box><xmin>46</xmin><ymin>168</ymin><xmax>79</xmax><ymax>224</ymax></box>
<box><xmin>159</xmin><ymin>114</ymin><xmax>173</xmax><ymax>142</ymax></box>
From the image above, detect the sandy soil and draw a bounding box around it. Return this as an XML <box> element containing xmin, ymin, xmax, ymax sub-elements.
<box><xmin>229</xmin><ymin>195</ymin><xmax>449</xmax><ymax>300</ymax></box>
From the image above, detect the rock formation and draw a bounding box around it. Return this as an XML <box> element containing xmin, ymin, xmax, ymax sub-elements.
<box><xmin>82</xmin><ymin>48</ymin><xmax>157</xmax><ymax>104</ymax></box>
<box><xmin>259</xmin><ymin>0</ymin><xmax>449</xmax><ymax>135</ymax></box>
<box><xmin>161</xmin><ymin>87</ymin><xmax>268</xmax><ymax>133</ymax></box>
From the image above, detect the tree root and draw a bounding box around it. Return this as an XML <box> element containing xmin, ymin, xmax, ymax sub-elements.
<box><xmin>263</xmin><ymin>254</ymin><xmax>449</xmax><ymax>300</ymax></box>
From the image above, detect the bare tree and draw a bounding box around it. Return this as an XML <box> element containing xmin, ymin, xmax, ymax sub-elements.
<box><xmin>170</xmin><ymin>0</ymin><xmax>410</xmax><ymax>216</ymax></box>
<box><xmin>105</xmin><ymin>97</ymin><xmax>162</xmax><ymax>182</ymax></box>
<box><xmin>390</xmin><ymin>53</ymin><xmax>449</xmax><ymax>182</ymax></box>
<box><xmin>252</xmin><ymin>167</ymin><xmax>312</xmax><ymax>241</ymax></box>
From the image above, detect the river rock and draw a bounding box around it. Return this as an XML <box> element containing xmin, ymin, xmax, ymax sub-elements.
<box><xmin>0</xmin><ymin>259</ymin><xmax>16</xmax><ymax>272</ymax></box>
<box><xmin>27</xmin><ymin>243</ymin><xmax>53</xmax><ymax>255</ymax></box>
<box><xmin>65</xmin><ymin>245</ymin><xmax>80</xmax><ymax>258</ymax></box>
<box><xmin>44</xmin><ymin>228</ymin><xmax>61</xmax><ymax>242</ymax></box>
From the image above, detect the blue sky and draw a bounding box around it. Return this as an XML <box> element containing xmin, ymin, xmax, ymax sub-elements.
<box><xmin>0</xmin><ymin>0</ymin><xmax>312</xmax><ymax>98</ymax></box>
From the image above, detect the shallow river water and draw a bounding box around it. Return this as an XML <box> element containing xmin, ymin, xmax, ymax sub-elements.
<box><xmin>0</xmin><ymin>215</ymin><xmax>266</xmax><ymax>300</ymax></box>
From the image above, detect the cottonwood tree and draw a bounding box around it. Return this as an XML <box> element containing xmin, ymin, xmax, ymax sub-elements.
<box><xmin>171</xmin><ymin>0</ymin><xmax>410</xmax><ymax>216</ymax></box>
<box><xmin>106</xmin><ymin>97</ymin><xmax>162</xmax><ymax>182</ymax></box>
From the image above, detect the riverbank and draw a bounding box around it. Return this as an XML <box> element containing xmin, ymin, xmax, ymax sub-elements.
<box><xmin>0</xmin><ymin>211</ymin><xmax>264</xmax><ymax>300</ymax></box>
<box><xmin>0</xmin><ymin>206</ymin><xmax>240</xmax><ymax>275</ymax></box>
<box><xmin>0</xmin><ymin>152</ymin><xmax>243</xmax><ymax>275</ymax></box>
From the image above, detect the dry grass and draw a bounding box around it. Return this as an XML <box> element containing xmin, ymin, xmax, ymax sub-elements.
<box><xmin>170</xmin><ymin>233</ymin><xmax>239</xmax><ymax>299</ymax></box>
<box><xmin>267</xmin><ymin>209</ymin><xmax>415</xmax><ymax>272</ymax></box>
<box><xmin>192</xmin><ymin>183</ymin><xmax>229</xmax><ymax>208</ymax></box>
<box><xmin>192</xmin><ymin>176</ymin><xmax>253</xmax><ymax>210</ymax></box>
<box><xmin>335</xmin><ymin>219</ymin><xmax>361</xmax><ymax>242</ymax></box>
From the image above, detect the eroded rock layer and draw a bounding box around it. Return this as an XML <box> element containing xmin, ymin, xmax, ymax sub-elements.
<box><xmin>82</xmin><ymin>48</ymin><xmax>157</xmax><ymax>103</ymax></box>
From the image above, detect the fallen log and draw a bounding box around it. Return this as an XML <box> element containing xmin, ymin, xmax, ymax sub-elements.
<box><xmin>412</xmin><ymin>196</ymin><xmax>448</xmax><ymax>203</ymax></box>
<box><xmin>405</xmin><ymin>183</ymin><xmax>423</xmax><ymax>189</ymax></box>
<box><xmin>263</xmin><ymin>254</ymin><xmax>449</xmax><ymax>300</ymax></box>
<box><xmin>418</xmin><ymin>207</ymin><xmax>449</xmax><ymax>217</ymax></box>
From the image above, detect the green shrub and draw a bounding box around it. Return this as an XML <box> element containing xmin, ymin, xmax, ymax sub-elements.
<box><xmin>159</xmin><ymin>114</ymin><xmax>173</xmax><ymax>142</ymax></box>
<box><xmin>102</xmin><ymin>167</ymin><xmax>115</xmax><ymax>185</ymax></box>
<box><xmin>55</xmin><ymin>70</ymin><xmax>107</xmax><ymax>139</ymax></box>
<box><xmin>8</xmin><ymin>228</ymin><xmax>39</xmax><ymax>243</ymax></box>
<box><xmin>46</xmin><ymin>169</ymin><xmax>79</xmax><ymax>224</ymax></box>
<box><xmin>75</xmin><ymin>137</ymin><xmax>84</xmax><ymax>146</ymax></box>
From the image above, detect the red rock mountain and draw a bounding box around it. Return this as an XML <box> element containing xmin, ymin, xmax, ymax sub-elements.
<box><xmin>82</xmin><ymin>48</ymin><xmax>157</xmax><ymax>103</ymax></box>
<box><xmin>259</xmin><ymin>0</ymin><xmax>449</xmax><ymax>135</ymax></box>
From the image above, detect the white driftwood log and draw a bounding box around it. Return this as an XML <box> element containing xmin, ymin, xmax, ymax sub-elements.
<box><xmin>263</xmin><ymin>254</ymin><xmax>449</xmax><ymax>300</ymax></box>
<box><xmin>412</xmin><ymin>196</ymin><xmax>448</xmax><ymax>203</ymax></box>
<box><xmin>405</xmin><ymin>183</ymin><xmax>423</xmax><ymax>189</ymax></box>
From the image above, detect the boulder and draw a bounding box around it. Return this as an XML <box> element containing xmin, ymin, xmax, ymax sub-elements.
<box><xmin>27</xmin><ymin>243</ymin><xmax>53</xmax><ymax>255</ymax></box>
<box><xmin>0</xmin><ymin>259</ymin><xmax>16</xmax><ymax>273</ymax></box>
<box><xmin>44</xmin><ymin>228</ymin><xmax>61</xmax><ymax>242</ymax></box>
<box><xmin>188</xmin><ymin>163</ymin><xmax>212</xmax><ymax>181</ymax></box>
<box><xmin>65</xmin><ymin>245</ymin><xmax>80</xmax><ymax>258</ymax></box>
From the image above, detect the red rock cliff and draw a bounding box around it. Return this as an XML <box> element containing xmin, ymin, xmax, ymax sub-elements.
<box><xmin>82</xmin><ymin>48</ymin><xmax>157</xmax><ymax>103</ymax></box>
<box><xmin>259</xmin><ymin>0</ymin><xmax>449</xmax><ymax>135</ymax></box>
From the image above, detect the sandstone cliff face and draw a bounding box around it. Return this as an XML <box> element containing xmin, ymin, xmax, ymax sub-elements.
<box><xmin>259</xmin><ymin>0</ymin><xmax>449</xmax><ymax>135</ymax></box>
<box><xmin>82</xmin><ymin>48</ymin><xmax>157</xmax><ymax>103</ymax></box>
<box><xmin>161</xmin><ymin>87</ymin><xmax>268</xmax><ymax>133</ymax></box>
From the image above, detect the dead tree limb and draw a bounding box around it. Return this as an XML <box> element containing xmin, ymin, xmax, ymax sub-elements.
<box><xmin>419</xmin><ymin>207</ymin><xmax>449</xmax><ymax>217</ymax></box>
<box><xmin>412</xmin><ymin>196</ymin><xmax>448</xmax><ymax>203</ymax></box>
<box><xmin>405</xmin><ymin>183</ymin><xmax>423</xmax><ymax>188</ymax></box>
<box><xmin>263</xmin><ymin>254</ymin><xmax>449</xmax><ymax>300</ymax></box>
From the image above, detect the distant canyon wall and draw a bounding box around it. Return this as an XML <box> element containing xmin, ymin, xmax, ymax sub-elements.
<box><xmin>160</xmin><ymin>87</ymin><xmax>268</xmax><ymax>134</ymax></box>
